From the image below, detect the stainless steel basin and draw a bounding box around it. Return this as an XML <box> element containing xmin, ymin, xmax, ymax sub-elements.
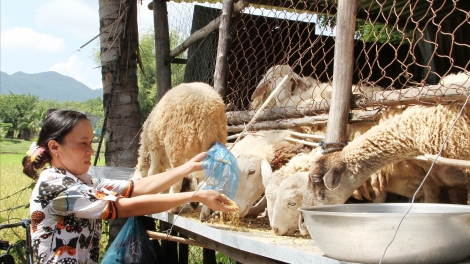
<box><xmin>299</xmin><ymin>203</ymin><xmax>470</xmax><ymax>264</ymax></box>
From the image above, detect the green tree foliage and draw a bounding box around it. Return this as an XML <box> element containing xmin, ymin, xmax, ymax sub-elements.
<box><xmin>0</xmin><ymin>94</ymin><xmax>104</xmax><ymax>138</ymax></box>
<box><xmin>92</xmin><ymin>28</ymin><xmax>187</xmax><ymax>123</ymax></box>
<box><xmin>317</xmin><ymin>14</ymin><xmax>406</xmax><ymax>45</ymax></box>
<box><xmin>137</xmin><ymin>28</ymin><xmax>187</xmax><ymax>122</ymax></box>
<box><xmin>355</xmin><ymin>22</ymin><xmax>406</xmax><ymax>45</ymax></box>
<box><xmin>138</xmin><ymin>28</ymin><xmax>158</xmax><ymax>121</ymax></box>
<box><xmin>0</xmin><ymin>93</ymin><xmax>39</xmax><ymax>137</ymax></box>
<box><xmin>17</xmin><ymin>106</ymin><xmax>48</xmax><ymax>140</ymax></box>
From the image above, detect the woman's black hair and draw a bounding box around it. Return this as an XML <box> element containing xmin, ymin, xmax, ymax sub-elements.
<box><xmin>22</xmin><ymin>110</ymin><xmax>88</xmax><ymax>180</ymax></box>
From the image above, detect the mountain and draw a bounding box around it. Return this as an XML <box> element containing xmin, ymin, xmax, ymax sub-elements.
<box><xmin>0</xmin><ymin>71</ymin><xmax>103</xmax><ymax>102</ymax></box>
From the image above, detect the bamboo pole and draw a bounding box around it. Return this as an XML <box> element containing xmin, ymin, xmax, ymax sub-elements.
<box><xmin>284</xmin><ymin>137</ymin><xmax>320</xmax><ymax>147</ymax></box>
<box><xmin>147</xmin><ymin>230</ymin><xmax>209</xmax><ymax>248</ymax></box>
<box><xmin>214</xmin><ymin>0</ymin><xmax>234</xmax><ymax>96</ymax></box>
<box><xmin>411</xmin><ymin>155</ymin><xmax>470</xmax><ymax>169</ymax></box>
<box><xmin>324</xmin><ymin>0</ymin><xmax>358</xmax><ymax>152</ymax></box>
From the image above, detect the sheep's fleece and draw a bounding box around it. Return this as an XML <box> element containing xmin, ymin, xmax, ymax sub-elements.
<box><xmin>132</xmin><ymin>82</ymin><xmax>227</xmax><ymax>199</ymax></box>
<box><xmin>308</xmin><ymin>103</ymin><xmax>470</xmax><ymax>205</ymax></box>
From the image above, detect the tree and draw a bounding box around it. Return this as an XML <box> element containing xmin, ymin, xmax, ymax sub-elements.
<box><xmin>0</xmin><ymin>93</ymin><xmax>39</xmax><ymax>137</ymax></box>
<box><xmin>99</xmin><ymin>0</ymin><xmax>141</xmax><ymax>168</ymax></box>
<box><xmin>17</xmin><ymin>106</ymin><xmax>48</xmax><ymax>140</ymax></box>
<box><xmin>317</xmin><ymin>14</ymin><xmax>406</xmax><ymax>45</ymax></box>
<box><xmin>137</xmin><ymin>28</ymin><xmax>186</xmax><ymax>121</ymax></box>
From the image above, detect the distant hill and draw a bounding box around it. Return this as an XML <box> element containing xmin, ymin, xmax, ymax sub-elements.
<box><xmin>0</xmin><ymin>71</ymin><xmax>102</xmax><ymax>102</ymax></box>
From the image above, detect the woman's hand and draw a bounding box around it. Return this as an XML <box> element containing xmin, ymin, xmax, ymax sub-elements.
<box><xmin>196</xmin><ymin>190</ymin><xmax>239</xmax><ymax>213</ymax></box>
<box><xmin>185</xmin><ymin>152</ymin><xmax>207</xmax><ymax>173</ymax></box>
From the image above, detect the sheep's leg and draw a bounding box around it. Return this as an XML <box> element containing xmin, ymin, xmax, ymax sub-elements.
<box><xmin>422</xmin><ymin>177</ymin><xmax>440</xmax><ymax>203</ymax></box>
<box><xmin>199</xmin><ymin>205</ymin><xmax>213</xmax><ymax>222</ymax></box>
<box><xmin>148</xmin><ymin>151</ymin><xmax>158</xmax><ymax>176</ymax></box>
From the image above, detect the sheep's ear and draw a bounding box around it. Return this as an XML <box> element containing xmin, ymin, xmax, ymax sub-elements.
<box><xmin>291</xmin><ymin>72</ymin><xmax>309</xmax><ymax>90</ymax></box>
<box><xmin>252</xmin><ymin>81</ymin><xmax>269</xmax><ymax>99</ymax></box>
<box><xmin>323</xmin><ymin>164</ymin><xmax>345</xmax><ymax>191</ymax></box>
<box><xmin>260</xmin><ymin>158</ymin><xmax>273</xmax><ymax>187</ymax></box>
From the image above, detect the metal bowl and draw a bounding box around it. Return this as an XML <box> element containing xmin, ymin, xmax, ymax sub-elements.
<box><xmin>299</xmin><ymin>203</ymin><xmax>470</xmax><ymax>264</ymax></box>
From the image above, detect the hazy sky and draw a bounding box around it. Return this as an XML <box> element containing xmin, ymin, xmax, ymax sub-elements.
<box><xmin>1</xmin><ymin>0</ymin><xmax>154</xmax><ymax>89</ymax></box>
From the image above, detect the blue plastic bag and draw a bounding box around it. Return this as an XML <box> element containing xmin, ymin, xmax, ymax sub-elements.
<box><xmin>200</xmin><ymin>142</ymin><xmax>240</xmax><ymax>199</ymax></box>
<box><xmin>101</xmin><ymin>216</ymin><xmax>157</xmax><ymax>264</ymax></box>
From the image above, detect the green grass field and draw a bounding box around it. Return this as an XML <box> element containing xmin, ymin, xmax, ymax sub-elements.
<box><xmin>0</xmin><ymin>138</ymin><xmax>108</xmax><ymax>261</ymax></box>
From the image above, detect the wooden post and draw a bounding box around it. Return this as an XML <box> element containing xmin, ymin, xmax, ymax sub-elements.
<box><xmin>324</xmin><ymin>0</ymin><xmax>358</xmax><ymax>152</ymax></box>
<box><xmin>214</xmin><ymin>0</ymin><xmax>235</xmax><ymax>96</ymax></box>
<box><xmin>153</xmin><ymin>0</ymin><xmax>172</xmax><ymax>102</ymax></box>
<box><xmin>168</xmin><ymin>0</ymin><xmax>248</xmax><ymax>59</ymax></box>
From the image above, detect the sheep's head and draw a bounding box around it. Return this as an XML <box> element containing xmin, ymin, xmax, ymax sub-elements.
<box><xmin>251</xmin><ymin>65</ymin><xmax>310</xmax><ymax>109</ymax></box>
<box><xmin>230</xmin><ymin>153</ymin><xmax>271</xmax><ymax>218</ymax></box>
<box><xmin>306</xmin><ymin>148</ymin><xmax>348</xmax><ymax>205</ymax></box>
<box><xmin>270</xmin><ymin>172</ymin><xmax>307</xmax><ymax>236</ymax></box>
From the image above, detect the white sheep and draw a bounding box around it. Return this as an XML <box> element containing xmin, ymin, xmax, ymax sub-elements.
<box><xmin>132</xmin><ymin>82</ymin><xmax>228</xmax><ymax>213</ymax></box>
<box><xmin>271</xmin><ymin>160</ymin><xmax>431</xmax><ymax>236</ymax></box>
<box><xmin>440</xmin><ymin>71</ymin><xmax>470</xmax><ymax>86</ymax></box>
<box><xmin>250</xmin><ymin>65</ymin><xmax>311</xmax><ymax>110</ymax></box>
<box><xmin>264</xmin><ymin>152</ymin><xmax>312</xmax><ymax>228</ymax></box>
<box><xmin>198</xmin><ymin>130</ymin><xmax>294</xmax><ymax>221</ymax></box>
<box><xmin>251</xmin><ymin>64</ymin><xmax>386</xmax><ymax>110</ymax></box>
<box><xmin>307</xmin><ymin>103</ymin><xmax>470</xmax><ymax>206</ymax></box>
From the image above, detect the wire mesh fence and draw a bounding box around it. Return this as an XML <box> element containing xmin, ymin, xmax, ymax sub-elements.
<box><xmin>165</xmin><ymin>0</ymin><xmax>470</xmax><ymax>132</ymax></box>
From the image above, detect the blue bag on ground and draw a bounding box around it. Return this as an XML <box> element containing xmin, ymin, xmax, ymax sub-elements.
<box><xmin>200</xmin><ymin>142</ymin><xmax>240</xmax><ymax>199</ymax></box>
<box><xmin>101</xmin><ymin>216</ymin><xmax>158</xmax><ymax>264</ymax></box>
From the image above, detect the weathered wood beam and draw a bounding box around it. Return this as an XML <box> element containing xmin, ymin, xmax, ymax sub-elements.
<box><xmin>226</xmin><ymin>101</ymin><xmax>331</xmax><ymax>125</ymax></box>
<box><xmin>227</xmin><ymin>110</ymin><xmax>380</xmax><ymax>133</ymax></box>
<box><xmin>352</xmin><ymin>82</ymin><xmax>470</xmax><ymax>108</ymax></box>
<box><xmin>153</xmin><ymin>0</ymin><xmax>172</xmax><ymax>101</ymax></box>
<box><xmin>168</xmin><ymin>0</ymin><xmax>248</xmax><ymax>59</ymax></box>
<box><xmin>322</xmin><ymin>0</ymin><xmax>358</xmax><ymax>152</ymax></box>
<box><xmin>214</xmin><ymin>0</ymin><xmax>234</xmax><ymax>96</ymax></box>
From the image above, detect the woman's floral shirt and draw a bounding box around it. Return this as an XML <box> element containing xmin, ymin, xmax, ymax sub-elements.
<box><xmin>29</xmin><ymin>167</ymin><xmax>133</xmax><ymax>264</ymax></box>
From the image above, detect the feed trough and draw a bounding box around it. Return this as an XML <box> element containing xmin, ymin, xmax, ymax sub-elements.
<box><xmin>299</xmin><ymin>203</ymin><xmax>470</xmax><ymax>264</ymax></box>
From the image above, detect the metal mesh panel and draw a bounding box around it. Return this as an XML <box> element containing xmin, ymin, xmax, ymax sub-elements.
<box><xmin>166</xmin><ymin>1</ymin><xmax>470</xmax><ymax>128</ymax></box>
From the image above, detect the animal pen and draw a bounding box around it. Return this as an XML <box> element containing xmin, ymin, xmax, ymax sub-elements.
<box><xmin>152</xmin><ymin>0</ymin><xmax>470</xmax><ymax>263</ymax></box>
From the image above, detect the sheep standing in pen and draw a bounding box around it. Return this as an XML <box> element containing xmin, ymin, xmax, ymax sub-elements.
<box><xmin>307</xmin><ymin>103</ymin><xmax>470</xmax><ymax>207</ymax></box>
<box><xmin>131</xmin><ymin>82</ymin><xmax>227</xmax><ymax>213</ymax></box>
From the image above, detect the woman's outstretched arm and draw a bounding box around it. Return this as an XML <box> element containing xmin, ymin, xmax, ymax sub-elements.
<box><xmin>131</xmin><ymin>152</ymin><xmax>207</xmax><ymax>196</ymax></box>
<box><xmin>115</xmin><ymin>189</ymin><xmax>237</xmax><ymax>218</ymax></box>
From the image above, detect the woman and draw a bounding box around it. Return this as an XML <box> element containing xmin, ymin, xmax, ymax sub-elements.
<box><xmin>22</xmin><ymin>109</ymin><xmax>236</xmax><ymax>264</ymax></box>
